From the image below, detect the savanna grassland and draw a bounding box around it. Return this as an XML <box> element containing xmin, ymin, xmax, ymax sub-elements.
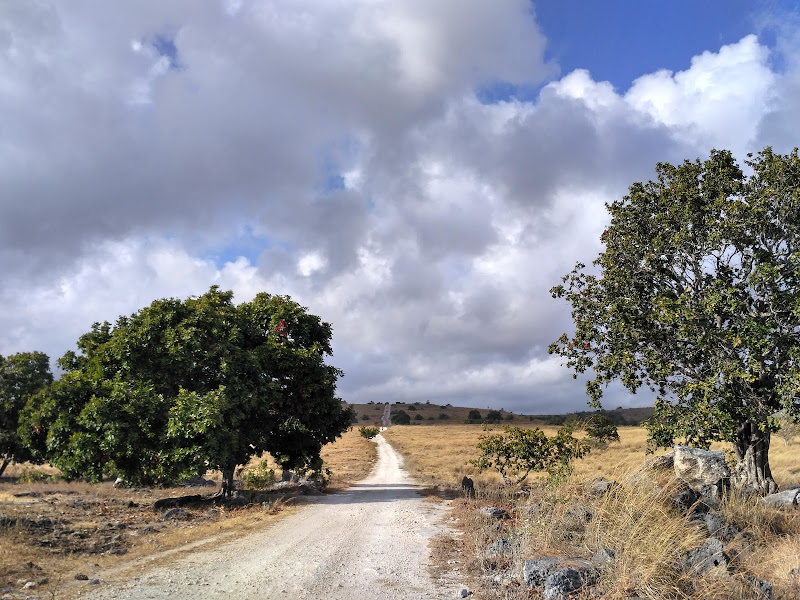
<box><xmin>384</xmin><ymin>423</ymin><xmax>800</xmax><ymax>600</ymax></box>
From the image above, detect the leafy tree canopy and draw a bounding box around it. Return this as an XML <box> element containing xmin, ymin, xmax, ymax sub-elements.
<box><xmin>20</xmin><ymin>287</ymin><xmax>352</xmax><ymax>493</ymax></box>
<box><xmin>550</xmin><ymin>147</ymin><xmax>800</xmax><ymax>494</ymax></box>
<box><xmin>0</xmin><ymin>351</ymin><xmax>52</xmax><ymax>476</ymax></box>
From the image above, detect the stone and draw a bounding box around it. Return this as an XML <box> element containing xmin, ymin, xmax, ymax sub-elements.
<box><xmin>544</xmin><ymin>567</ymin><xmax>584</xmax><ymax>600</ymax></box>
<box><xmin>590</xmin><ymin>478</ymin><xmax>615</xmax><ymax>496</ymax></box>
<box><xmin>21</xmin><ymin>581</ymin><xmax>36</xmax><ymax>590</ymax></box>
<box><xmin>458</xmin><ymin>588</ymin><xmax>470</xmax><ymax>598</ymax></box>
<box><xmin>681</xmin><ymin>538</ymin><xmax>729</xmax><ymax>576</ymax></box>
<box><xmin>75</xmin><ymin>574</ymin><xmax>89</xmax><ymax>581</ymax></box>
<box><xmin>673</xmin><ymin>446</ymin><xmax>731</xmax><ymax>505</ymax></box>
<box><xmin>746</xmin><ymin>576</ymin><xmax>773</xmax><ymax>600</ymax></box>
<box><xmin>701</xmin><ymin>513</ymin><xmax>738</xmax><ymax>541</ymax></box>
<box><xmin>479</xmin><ymin>507</ymin><xmax>508</xmax><ymax>519</ymax></box>
<box><xmin>671</xmin><ymin>484</ymin><xmax>706</xmax><ymax>513</ymax></box>
<box><xmin>485</xmin><ymin>536</ymin><xmax>515</xmax><ymax>558</ymax></box>
<box><xmin>158</xmin><ymin>507</ymin><xmax>186</xmax><ymax>521</ymax></box>
<box><xmin>759</xmin><ymin>488</ymin><xmax>800</xmax><ymax>509</ymax></box>
<box><xmin>591</xmin><ymin>547</ymin><xmax>615</xmax><ymax>567</ymax></box>
<box><xmin>523</xmin><ymin>557</ymin><xmax>597</xmax><ymax>591</ymax></box>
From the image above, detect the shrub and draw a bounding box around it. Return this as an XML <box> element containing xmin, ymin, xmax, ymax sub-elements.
<box><xmin>486</xmin><ymin>409</ymin><xmax>503</xmax><ymax>423</ymax></box>
<box><xmin>360</xmin><ymin>414</ymin><xmax>371</xmax><ymax>421</ymax></box>
<box><xmin>414</xmin><ymin>413</ymin><xmax>424</xmax><ymax>421</ymax></box>
<box><xmin>438</xmin><ymin>413</ymin><xmax>450</xmax><ymax>420</ymax></box>
<box><xmin>465</xmin><ymin>409</ymin><xmax>482</xmax><ymax>424</ymax></box>
<box><xmin>584</xmin><ymin>412</ymin><xmax>620</xmax><ymax>444</ymax></box>
<box><xmin>391</xmin><ymin>410</ymin><xmax>411</xmax><ymax>425</ymax></box>
<box><xmin>359</xmin><ymin>426</ymin><xmax>380</xmax><ymax>439</ymax></box>
<box><xmin>241</xmin><ymin>459</ymin><xmax>276</xmax><ymax>490</ymax></box>
<box><xmin>470</xmin><ymin>424</ymin><xmax>590</xmax><ymax>485</ymax></box>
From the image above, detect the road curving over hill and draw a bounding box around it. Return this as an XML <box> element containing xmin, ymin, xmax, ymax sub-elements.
<box><xmin>82</xmin><ymin>435</ymin><xmax>457</xmax><ymax>600</ymax></box>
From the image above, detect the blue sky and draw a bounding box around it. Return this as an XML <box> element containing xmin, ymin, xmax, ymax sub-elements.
<box><xmin>2</xmin><ymin>0</ymin><xmax>800</xmax><ymax>414</ymax></box>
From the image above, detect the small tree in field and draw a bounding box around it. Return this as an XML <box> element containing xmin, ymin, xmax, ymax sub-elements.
<box><xmin>775</xmin><ymin>412</ymin><xmax>800</xmax><ymax>446</ymax></box>
<box><xmin>470</xmin><ymin>425</ymin><xmax>589</xmax><ymax>485</ymax></box>
<box><xmin>583</xmin><ymin>413</ymin><xmax>620</xmax><ymax>445</ymax></box>
<box><xmin>359</xmin><ymin>426</ymin><xmax>380</xmax><ymax>439</ymax></box>
<box><xmin>550</xmin><ymin>147</ymin><xmax>800</xmax><ymax>495</ymax></box>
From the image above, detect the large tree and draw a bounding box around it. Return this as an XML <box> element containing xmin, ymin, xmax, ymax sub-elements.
<box><xmin>550</xmin><ymin>147</ymin><xmax>800</xmax><ymax>495</ymax></box>
<box><xmin>20</xmin><ymin>287</ymin><xmax>353</xmax><ymax>493</ymax></box>
<box><xmin>0</xmin><ymin>351</ymin><xmax>52</xmax><ymax>476</ymax></box>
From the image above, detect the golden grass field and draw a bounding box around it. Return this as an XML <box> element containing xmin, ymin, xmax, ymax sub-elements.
<box><xmin>384</xmin><ymin>423</ymin><xmax>800</xmax><ymax>599</ymax></box>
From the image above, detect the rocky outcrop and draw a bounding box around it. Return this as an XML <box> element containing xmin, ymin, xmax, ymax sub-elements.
<box><xmin>759</xmin><ymin>488</ymin><xmax>799</xmax><ymax>509</ymax></box>
<box><xmin>522</xmin><ymin>557</ymin><xmax>598</xmax><ymax>600</ymax></box>
<box><xmin>673</xmin><ymin>446</ymin><xmax>730</xmax><ymax>506</ymax></box>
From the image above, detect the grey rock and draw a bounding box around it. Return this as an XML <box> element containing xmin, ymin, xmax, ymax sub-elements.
<box><xmin>759</xmin><ymin>488</ymin><xmax>800</xmax><ymax>509</ymax></box>
<box><xmin>673</xmin><ymin>446</ymin><xmax>730</xmax><ymax>505</ymax></box>
<box><xmin>158</xmin><ymin>507</ymin><xmax>186</xmax><ymax>521</ymax></box>
<box><xmin>590</xmin><ymin>478</ymin><xmax>615</xmax><ymax>496</ymax></box>
<box><xmin>458</xmin><ymin>588</ymin><xmax>470</xmax><ymax>598</ymax></box>
<box><xmin>485</xmin><ymin>536</ymin><xmax>516</xmax><ymax>558</ymax></box>
<box><xmin>461</xmin><ymin>476</ymin><xmax>475</xmax><ymax>498</ymax></box>
<box><xmin>544</xmin><ymin>567</ymin><xmax>584</xmax><ymax>600</ymax></box>
<box><xmin>681</xmin><ymin>537</ymin><xmax>729</xmax><ymax>576</ymax></box>
<box><xmin>75</xmin><ymin>574</ymin><xmax>89</xmax><ymax>581</ymax></box>
<box><xmin>479</xmin><ymin>507</ymin><xmax>508</xmax><ymax>519</ymax></box>
<box><xmin>746</xmin><ymin>576</ymin><xmax>773</xmax><ymax>600</ymax></box>
<box><xmin>701</xmin><ymin>513</ymin><xmax>738</xmax><ymax>541</ymax></box>
<box><xmin>591</xmin><ymin>547</ymin><xmax>616</xmax><ymax>567</ymax></box>
<box><xmin>523</xmin><ymin>557</ymin><xmax>597</xmax><ymax>591</ymax></box>
<box><xmin>672</xmin><ymin>484</ymin><xmax>706</xmax><ymax>513</ymax></box>
<box><xmin>89</xmin><ymin>579</ymin><xmax>101</xmax><ymax>585</ymax></box>
<box><xmin>281</xmin><ymin>470</ymin><xmax>299</xmax><ymax>483</ymax></box>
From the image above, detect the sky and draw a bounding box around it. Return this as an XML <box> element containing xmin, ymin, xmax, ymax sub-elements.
<box><xmin>2</xmin><ymin>0</ymin><xmax>800</xmax><ymax>415</ymax></box>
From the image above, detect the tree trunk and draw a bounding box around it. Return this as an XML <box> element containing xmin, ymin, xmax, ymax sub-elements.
<box><xmin>0</xmin><ymin>456</ymin><xmax>11</xmax><ymax>478</ymax></box>
<box><xmin>732</xmin><ymin>421</ymin><xmax>778</xmax><ymax>495</ymax></box>
<box><xmin>220</xmin><ymin>467</ymin><xmax>235</xmax><ymax>497</ymax></box>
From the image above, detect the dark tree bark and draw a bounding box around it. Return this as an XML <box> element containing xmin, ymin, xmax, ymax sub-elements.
<box><xmin>0</xmin><ymin>456</ymin><xmax>11</xmax><ymax>478</ymax></box>
<box><xmin>733</xmin><ymin>421</ymin><xmax>777</xmax><ymax>495</ymax></box>
<box><xmin>220</xmin><ymin>466</ymin><xmax>235</xmax><ymax>497</ymax></box>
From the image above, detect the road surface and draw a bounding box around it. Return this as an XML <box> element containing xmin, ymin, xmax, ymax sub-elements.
<box><xmin>81</xmin><ymin>435</ymin><xmax>456</xmax><ymax>599</ymax></box>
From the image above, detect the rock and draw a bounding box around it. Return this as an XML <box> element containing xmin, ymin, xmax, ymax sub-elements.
<box><xmin>89</xmin><ymin>579</ymin><xmax>102</xmax><ymax>585</ymax></box>
<box><xmin>523</xmin><ymin>557</ymin><xmax>597</xmax><ymax>592</ymax></box>
<box><xmin>591</xmin><ymin>547</ymin><xmax>615</xmax><ymax>567</ymax></box>
<box><xmin>458</xmin><ymin>588</ymin><xmax>470</xmax><ymax>598</ymax></box>
<box><xmin>700</xmin><ymin>512</ymin><xmax>738</xmax><ymax>541</ymax></box>
<box><xmin>638</xmin><ymin>451</ymin><xmax>675</xmax><ymax>473</ymax></box>
<box><xmin>181</xmin><ymin>477</ymin><xmax>216</xmax><ymax>488</ymax></box>
<box><xmin>746</xmin><ymin>576</ymin><xmax>773</xmax><ymax>600</ymax></box>
<box><xmin>108</xmin><ymin>547</ymin><xmax>127</xmax><ymax>555</ymax></box>
<box><xmin>759</xmin><ymin>488</ymin><xmax>800</xmax><ymax>509</ymax></box>
<box><xmin>281</xmin><ymin>470</ymin><xmax>299</xmax><ymax>483</ymax></box>
<box><xmin>479</xmin><ymin>507</ymin><xmax>508</xmax><ymax>519</ymax></box>
<box><xmin>681</xmin><ymin>538</ymin><xmax>729</xmax><ymax>576</ymax></box>
<box><xmin>113</xmin><ymin>477</ymin><xmax>125</xmax><ymax>488</ymax></box>
<box><xmin>158</xmin><ymin>508</ymin><xmax>186</xmax><ymax>521</ymax></box>
<box><xmin>75</xmin><ymin>573</ymin><xmax>89</xmax><ymax>581</ymax></box>
<box><xmin>671</xmin><ymin>483</ymin><xmax>707</xmax><ymax>513</ymax></box>
<box><xmin>21</xmin><ymin>581</ymin><xmax>36</xmax><ymax>590</ymax></box>
<box><xmin>590</xmin><ymin>478</ymin><xmax>615</xmax><ymax>496</ymax></box>
<box><xmin>673</xmin><ymin>446</ymin><xmax>730</xmax><ymax>505</ymax></box>
<box><xmin>485</xmin><ymin>536</ymin><xmax>515</xmax><ymax>558</ymax></box>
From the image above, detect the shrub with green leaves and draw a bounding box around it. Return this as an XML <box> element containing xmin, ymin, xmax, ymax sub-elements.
<box><xmin>470</xmin><ymin>424</ymin><xmax>590</xmax><ymax>485</ymax></box>
<box><xmin>359</xmin><ymin>426</ymin><xmax>380</xmax><ymax>439</ymax></box>
<box><xmin>241</xmin><ymin>459</ymin><xmax>276</xmax><ymax>489</ymax></box>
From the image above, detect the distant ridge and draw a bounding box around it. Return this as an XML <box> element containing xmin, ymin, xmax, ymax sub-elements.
<box><xmin>344</xmin><ymin>401</ymin><xmax>654</xmax><ymax>426</ymax></box>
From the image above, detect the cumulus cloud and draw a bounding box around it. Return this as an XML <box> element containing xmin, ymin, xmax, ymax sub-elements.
<box><xmin>2</xmin><ymin>1</ymin><xmax>800</xmax><ymax>413</ymax></box>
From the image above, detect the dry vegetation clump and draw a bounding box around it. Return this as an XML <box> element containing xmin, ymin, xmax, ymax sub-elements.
<box><xmin>0</xmin><ymin>427</ymin><xmax>377</xmax><ymax>598</ymax></box>
<box><xmin>385</xmin><ymin>424</ymin><xmax>800</xmax><ymax>599</ymax></box>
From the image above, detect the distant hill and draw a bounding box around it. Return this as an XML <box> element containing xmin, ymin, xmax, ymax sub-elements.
<box><xmin>343</xmin><ymin>401</ymin><xmax>654</xmax><ymax>426</ymax></box>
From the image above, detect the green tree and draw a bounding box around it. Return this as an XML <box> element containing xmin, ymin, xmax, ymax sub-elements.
<box><xmin>20</xmin><ymin>287</ymin><xmax>353</xmax><ymax>494</ymax></box>
<box><xmin>391</xmin><ymin>409</ymin><xmax>411</xmax><ymax>425</ymax></box>
<box><xmin>470</xmin><ymin>424</ymin><xmax>589</xmax><ymax>485</ymax></box>
<box><xmin>0</xmin><ymin>352</ymin><xmax>52</xmax><ymax>477</ymax></box>
<box><xmin>550</xmin><ymin>147</ymin><xmax>800</xmax><ymax>495</ymax></box>
<box><xmin>583</xmin><ymin>412</ymin><xmax>620</xmax><ymax>445</ymax></box>
<box><xmin>486</xmin><ymin>409</ymin><xmax>504</xmax><ymax>423</ymax></box>
<box><xmin>466</xmin><ymin>409</ymin><xmax>482</xmax><ymax>423</ymax></box>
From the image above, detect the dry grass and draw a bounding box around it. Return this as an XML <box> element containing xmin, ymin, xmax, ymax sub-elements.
<box><xmin>0</xmin><ymin>427</ymin><xmax>378</xmax><ymax>598</ymax></box>
<box><xmin>385</xmin><ymin>423</ymin><xmax>800</xmax><ymax>599</ymax></box>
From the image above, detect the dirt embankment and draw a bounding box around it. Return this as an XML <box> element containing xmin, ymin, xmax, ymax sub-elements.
<box><xmin>79</xmin><ymin>435</ymin><xmax>459</xmax><ymax>600</ymax></box>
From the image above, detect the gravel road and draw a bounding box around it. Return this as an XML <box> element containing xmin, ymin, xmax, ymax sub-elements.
<box><xmin>81</xmin><ymin>435</ymin><xmax>458</xmax><ymax>599</ymax></box>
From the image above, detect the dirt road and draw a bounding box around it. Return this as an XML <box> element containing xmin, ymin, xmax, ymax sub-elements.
<box><xmin>81</xmin><ymin>435</ymin><xmax>457</xmax><ymax>599</ymax></box>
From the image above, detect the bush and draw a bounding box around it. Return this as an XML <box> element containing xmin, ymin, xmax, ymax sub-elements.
<box><xmin>470</xmin><ymin>424</ymin><xmax>590</xmax><ymax>485</ymax></box>
<box><xmin>438</xmin><ymin>413</ymin><xmax>450</xmax><ymax>420</ymax></box>
<box><xmin>584</xmin><ymin>413</ymin><xmax>620</xmax><ymax>444</ymax></box>
<box><xmin>17</xmin><ymin>469</ymin><xmax>61</xmax><ymax>484</ymax></box>
<box><xmin>359</xmin><ymin>426</ymin><xmax>380</xmax><ymax>439</ymax></box>
<box><xmin>414</xmin><ymin>413</ymin><xmax>424</xmax><ymax>421</ymax></box>
<box><xmin>486</xmin><ymin>409</ymin><xmax>503</xmax><ymax>423</ymax></box>
<box><xmin>465</xmin><ymin>409</ymin><xmax>482</xmax><ymax>424</ymax></box>
<box><xmin>240</xmin><ymin>459</ymin><xmax>276</xmax><ymax>489</ymax></box>
<box><xmin>391</xmin><ymin>410</ymin><xmax>411</xmax><ymax>425</ymax></box>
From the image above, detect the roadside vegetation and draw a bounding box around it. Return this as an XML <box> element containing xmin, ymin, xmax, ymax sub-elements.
<box><xmin>384</xmin><ymin>423</ymin><xmax>800</xmax><ymax>599</ymax></box>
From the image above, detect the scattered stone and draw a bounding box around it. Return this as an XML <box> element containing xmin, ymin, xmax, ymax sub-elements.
<box><xmin>671</xmin><ymin>483</ymin><xmax>707</xmax><ymax>513</ymax></box>
<box><xmin>204</xmin><ymin>508</ymin><xmax>219</xmax><ymax>517</ymax></box>
<box><xmin>673</xmin><ymin>446</ymin><xmax>730</xmax><ymax>505</ymax></box>
<box><xmin>75</xmin><ymin>573</ymin><xmax>89</xmax><ymax>581</ymax></box>
<box><xmin>638</xmin><ymin>450</ymin><xmax>675</xmax><ymax>473</ymax></box>
<box><xmin>759</xmin><ymin>488</ymin><xmax>799</xmax><ymax>509</ymax></box>
<box><xmin>544</xmin><ymin>567</ymin><xmax>585</xmax><ymax>600</ymax></box>
<box><xmin>461</xmin><ymin>476</ymin><xmax>475</xmax><ymax>498</ymax></box>
<box><xmin>108</xmin><ymin>547</ymin><xmax>127</xmax><ymax>555</ymax></box>
<box><xmin>591</xmin><ymin>547</ymin><xmax>616</xmax><ymax>567</ymax></box>
<box><xmin>113</xmin><ymin>477</ymin><xmax>125</xmax><ymax>488</ymax></box>
<box><xmin>479</xmin><ymin>507</ymin><xmax>508</xmax><ymax>520</ymax></box>
<box><xmin>12</xmin><ymin>491</ymin><xmax>41</xmax><ymax>498</ymax></box>
<box><xmin>458</xmin><ymin>588</ymin><xmax>470</xmax><ymax>598</ymax></box>
<box><xmin>181</xmin><ymin>477</ymin><xmax>216</xmax><ymax>488</ymax></box>
<box><xmin>281</xmin><ymin>470</ymin><xmax>299</xmax><ymax>483</ymax></box>
<box><xmin>89</xmin><ymin>579</ymin><xmax>102</xmax><ymax>585</ymax></box>
<box><xmin>681</xmin><ymin>537</ymin><xmax>729</xmax><ymax>576</ymax></box>
<box><xmin>21</xmin><ymin>581</ymin><xmax>36</xmax><ymax>590</ymax></box>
